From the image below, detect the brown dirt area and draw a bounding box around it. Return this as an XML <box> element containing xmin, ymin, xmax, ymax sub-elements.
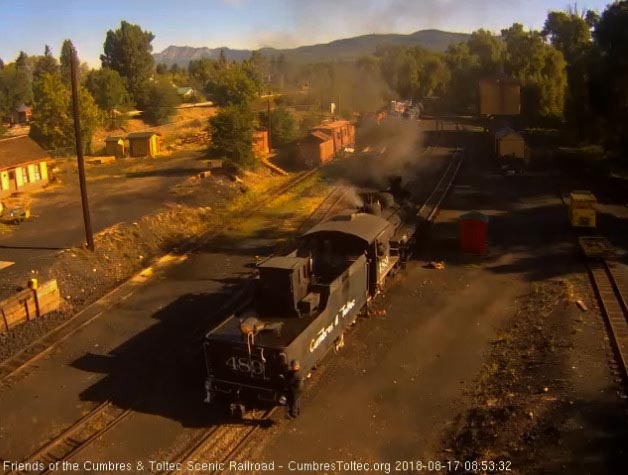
<box><xmin>91</xmin><ymin>105</ymin><xmax>217</xmax><ymax>153</ymax></box>
<box><xmin>0</xmin><ymin>167</ymin><xmax>308</xmax><ymax>362</ymax></box>
<box><xmin>436</xmin><ymin>129</ymin><xmax>628</xmax><ymax>474</ymax></box>
<box><xmin>442</xmin><ymin>275</ymin><xmax>627</xmax><ymax>474</ymax></box>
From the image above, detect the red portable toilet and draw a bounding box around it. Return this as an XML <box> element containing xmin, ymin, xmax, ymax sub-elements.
<box><xmin>459</xmin><ymin>211</ymin><xmax>488</xmax><ymax>254</ymax></box>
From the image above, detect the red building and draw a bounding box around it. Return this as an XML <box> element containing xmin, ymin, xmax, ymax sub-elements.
<box><xmin>298</xmin><ymin>131</ymin><xmax>334</xmax><ymax>168</ymax></box>
<box><xmin>312</xmin><ymin>120</ymin><xmax>355</xmax><ymax>155</ymax></box>
<box><xmin>252</xmin><ymin>130</ymin><xmax>269</xmax><ymax>157</ymax></box>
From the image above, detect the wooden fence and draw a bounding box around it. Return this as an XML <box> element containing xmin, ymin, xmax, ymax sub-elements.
<box><xmin>0</xmin><ymin>279</ymin><xmax>61</xmax><ymax>333</ymax></box>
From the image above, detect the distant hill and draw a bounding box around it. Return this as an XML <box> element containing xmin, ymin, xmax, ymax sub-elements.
<box><xmin>153</xmin><ymin>29</ymin><xmax>470</xmax><ymax>67</ymax></box>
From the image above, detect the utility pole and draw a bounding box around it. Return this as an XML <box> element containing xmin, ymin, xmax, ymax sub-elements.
<box><xmin>267</xmin><ymin>98</ymin><xmax>272</xmax><ymax>151</ymax></box>
<box><xmin>70</xmin><ymin>45</ymin><xmax>94</xmax><ymax>251</ymax></box>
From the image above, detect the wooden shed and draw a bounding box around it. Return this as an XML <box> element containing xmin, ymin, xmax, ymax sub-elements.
<box><xmin>495</xmin><ymin>128</ymin><xmax>526</xmax><ymax>159</ymax></box>
<box><xmin>127</xmin><ymin>132</ymin><xmax>162</xmax><ymax>158</ymax></box>
<box><xmin>104</xmin><ymin>136</ymin><xmax>127</xmax><ymax>158</ymax></box>
<box><xmin>14</xmin><ymin>104</ymin><xmax>32</xmax><ymax>124</ymax></box>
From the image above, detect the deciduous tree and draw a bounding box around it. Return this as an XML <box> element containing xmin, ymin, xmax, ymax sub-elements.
<box><xmin>29</xmin><ymin>71</ymin><xmax>103</xmax><ymax>152</ymax></box>
<box><xmin>208</xmin><ymin>105</ymin><xmax>255</xmax><ymax>169</ymax></box>
<box><xmin>502</xmin><ymin>23</ymin><xmax>567</xmax><ymax>122</ymax></box>
<box><xmin>260</xmin><ymin>107</ymin><xmax>297</xmax><ymax>147</ymax></box>
<box><xmin>591</xmin><ymin>0</ymin><xmax>628</xmax><ymax>149</ymax></box>
<box><xmin>142</xmin><ymin>78</ymin><xmax>179</xmax><ymax>125</ymax></box>
<box><xmin>204</xmin><ymin>64</ymin><xmax>257</xmax><ymax>107</ymax></box>
<box><xmin>85</xmin><ymin>68</ymin><xmax>132</xmax><ymax>128</ymax></box>
<box><xmin>33</xmin><ymin>45</ymin><xmax>58</xmax><ymax>83</ymax></box>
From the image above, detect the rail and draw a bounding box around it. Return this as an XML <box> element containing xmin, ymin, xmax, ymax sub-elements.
<box><xmin>7</xmin><ymin>402</ymin><xmax>132</xmax><ymax>475</ymax></box>
<box><xmin>295</xmin><ymin>186</ymin><xmax>347</xmax><ymax>234</ymax></box>
<box><xmin>159</xmin><ymin>408</ymin><xmax>276</xmax><ymax>475</ymax></box>
<box><xmin>417</xmin><ymin>149</ymin><xmax>463</xmax><ymax>223</ymax></box>
<box><xmin>157</xmin><ymin>141</ymin><xmax>468</xmax><ymax>471</ymax></box>
<box><xmin>587</xmin><ymin>259</ymin><xmax>628</xmax><ymax>385</ymax></box>
<box><xmin>0</xmin><ymin>162</ymin><xmax>332</xmax><ymax>389</ymax></box>
<box><xmin>1</xmin><ymin>163</ymin><xmax>343</xmax><ymax>472</ymax></box>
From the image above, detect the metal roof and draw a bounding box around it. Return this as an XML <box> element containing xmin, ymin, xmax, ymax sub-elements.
<box><xmin>258</xmin><ymin>256</ymin><xmax>309</xmax><ymax>270</ymax></box>
<box><xmin>127</xmin><ymin>131</ymin><xmax>161</xmax><ymax>139</ymax></box>
<box><xmin>316</xmin><ymin>120</ymin><xmax>351</xmax><ymax>129</ymax></box>
<box><xmin>570</xmin><ymin>190</ymin><xmax>596</xmax><ymax>201</ymax></box>
<box><xmin>302</xmin><ymin>212</ymin><xmax>390</xmax><ymax>244</ymax></box>
<box><xmin>460</xmin><ymin>211</ymin><xmax>489</xmax><ymax>223</ymax></box>
<box><xmin>495</xmin><ymin>127</ymin><xmax>521</xmax><ymax>139</ymax></box>
<box><xmin>307</xmin><ymin>131</ymin><xmax>332</xmax><ymax>142</ymax></box>
<box><xmin>0</xmin><ymin>136</ymin><xmax>49</xmax><ymax>170</ymax></box>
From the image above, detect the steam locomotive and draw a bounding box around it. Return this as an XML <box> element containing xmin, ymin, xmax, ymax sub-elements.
<box><xmin>203</xmin><ymin>190</ymin><xmax>418</xmax><ymax>414</ymax></box>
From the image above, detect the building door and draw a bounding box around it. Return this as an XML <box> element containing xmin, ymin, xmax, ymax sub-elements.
<box><xmin>8</xmin><ymin>170</ymin><xmax>17</xmax><ymax>192</ymax></box>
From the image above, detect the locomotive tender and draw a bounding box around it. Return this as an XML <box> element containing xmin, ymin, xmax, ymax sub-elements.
<box><xmin>203</xmin><ymin>193</ymin><xmax>417</xmax><ymax>412</ymax></box>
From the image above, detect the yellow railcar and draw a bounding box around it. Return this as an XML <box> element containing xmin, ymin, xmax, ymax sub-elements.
<box><xmin>569</xmin><ymin>190</ymin><xmax>597</xmax><ymax>228</ymax></box>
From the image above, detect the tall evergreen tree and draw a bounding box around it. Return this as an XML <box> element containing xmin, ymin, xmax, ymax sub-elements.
<box><xmin>59</xmin><ymin>39</ymin><xmax>76</xmax><ymax>86</ymax></box>
<box><xmin>34</xmin><ymin>45</ymin><xmax>59</xmax><ymax>83</ymax></box>
<box><xmin>100</xmin><ymin>21</ymin><xmax>155</xmax><ymax>108</ymax></box>
<box><xmin>12</xmin><ymin>51</ymin><xmax>33</xmax><ymax>105</ymax></box>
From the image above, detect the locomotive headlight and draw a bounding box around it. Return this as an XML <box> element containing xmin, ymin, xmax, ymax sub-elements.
<box><xmin>278</xmin><ymin>395</ymin><xmax>287</xmax><ymax>405</ymax></box>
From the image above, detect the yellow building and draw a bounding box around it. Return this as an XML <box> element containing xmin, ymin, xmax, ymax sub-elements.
<box><xmin>104</xmin><ymin>136</ymin><xmax>127</xmax><ymax>158</ymax></box>
<box><xmin>0</xmin><ymin>136</ymin><xmax>50</xmax><ymax>199</ymax></box>
<box><xmin>495</xmin><ymin>128</ymin><xmax>527</xmax><ymax>159</ymax></box>
<box><xmin>127</xmin><ymin>132</ymin><xmax>162</xmax><ymax>158</ymax></box>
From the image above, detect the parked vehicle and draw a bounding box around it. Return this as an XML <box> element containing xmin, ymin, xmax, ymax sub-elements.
<box><xmin>569</xmin><ymin>190</ymin><xmax>597</xmax><ymax>228</ymax></box>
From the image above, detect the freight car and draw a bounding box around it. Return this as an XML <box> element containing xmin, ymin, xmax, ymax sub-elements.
<box><xmin>203</xmin><ymin>196</ymin><xmax>416</xmax><ymax>415</ymax></box>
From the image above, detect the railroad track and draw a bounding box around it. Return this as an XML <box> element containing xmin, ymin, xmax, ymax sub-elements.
<box><xmin>296</xmin><ymin>185</ymin><xmax>347</xmax><ymax>234</ymax></box>
<box><xmin>1</xmin><ymin>166</ymin><xmax>340</xmax><ymax>472</ymax></box>
<box><xmin>153</xmin><ymin>146</ymin><xmax>466</xmax><ymax>472</ymax></box>
<box><xmin>0</xmin><ymin>164</ymin><xmax>328</xmax><ymax>390</ymax></box>
<box><xmin>587</xmin><ymin>259</ymin><xmax>628</xmax><ymax>384</ymax></box>
<box><xmin>557</xmin><ymin>183</ymin><xmax>628</xmax><ymax>387</ymax></box>
<box><xmin>417</xmin><ymin>149</ymin><xmax>463</xmax><ymax>223</ymax></box>
<box><xmin>158</xmin><ymin>408</ymin><xmax>275</xmax><ymax>475</ymax></box>
<box><xmin>6</xmin><ymin>402</ymin><xmax>132</xmax><ymax>475</ymax></box>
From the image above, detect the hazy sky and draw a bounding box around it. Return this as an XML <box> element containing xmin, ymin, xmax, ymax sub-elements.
<box><xmin>0</xmin><ymin>0</ymin><xmax>612</xmax><ymax>66</ymax></box>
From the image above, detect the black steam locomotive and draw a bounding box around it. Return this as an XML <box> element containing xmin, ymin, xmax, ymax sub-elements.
<box><xmin>203</xmin><ymin>191</ymin><xmax>417</xmax><ymax>414</ymax></box>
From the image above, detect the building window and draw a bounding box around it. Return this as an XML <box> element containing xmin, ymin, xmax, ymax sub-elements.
<box><xmin>21</xmin><ymin>167</ymin><xmax>28</xmax><ymax>185</ymax></box>
<box><xmin>32</xmin><ymin>164</ymin><xmax>41</xmax><ymax>181</ymax></box>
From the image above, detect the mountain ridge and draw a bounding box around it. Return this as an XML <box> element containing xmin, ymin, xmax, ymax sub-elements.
<box><xmin>153</xmin><ymin>29</ymin><xmax>470</xmax><ymax>66</ymax></box>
